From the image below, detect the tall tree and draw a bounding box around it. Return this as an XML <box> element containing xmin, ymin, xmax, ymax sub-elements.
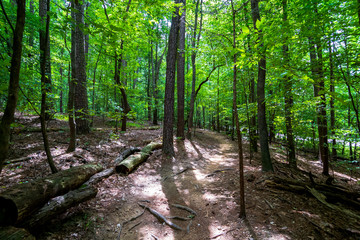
<box><xmin>163</xmin><ymin>0</ymin><xmax>180</xmax><ymax>156</ymax></box>
<box><xmin>282</xmin><ymin>0</ymin><xmax>296</xmax><ymax>168</ymax></box>
<box><xmin>73</xmin><ymin>0</ymin><xmax>90</xmax><ymax>134</ymax></box>
<box><xmin>187</xmin><ymin>0</ymin><xmax>203</xmax><ymax>138</ymax></box>
<box><xmin>39</xmin><ymin>0</ymin><xmax>58</xmax><ymax>173</ymax></box>
<box><xmin>0</xmin><ymin>0</ymin><xmax>26</xmax><ymax>173</ymax></box>
<box><xmin>231</xmin><ymin>0</ymin><xmax>245</xmax><ymax>218</ymax></box>
<box><xmin>176</xmin><ymin>0</ymin><xmax>186</xmax><ymax>139</ymax></box>
<box><xmin>251</xmin><ymin>0</ymin><xmax>273</xmax><ymax>172</ymax></box>
<box><xmin>39</xmin><ymin>0</ymin><xmax>52</xmax><ymax>120</ymax></box>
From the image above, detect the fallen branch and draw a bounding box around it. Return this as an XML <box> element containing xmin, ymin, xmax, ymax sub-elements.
<box><xmin>117</xmin><ymin>206</ymin><xmax>146</xmax><ymax>240</ymax></box>
<box><xmin>210</xmin><ymin>228</ymin><xmax>237</xmax><ymax>239</ymax></box>
<box><xmin>171</xmin><ymin>204</ymin><xmax>197</xmax><ymax>216</ymax></box>
<box><xmin>167</xmin><ymin>216</ymin><xmax>190</xmax><ymax>221</ymax></box>
<box><xmin>138</xmin><ymin>203</ymin><xmax>183</xmax><ymax>231</ymax></box>
<box><xmin>186</xmin><ymin>220</ymin><xmax>192</xmax><ymax>233</ymax></box>
<box><xmin>4</xmin><ymin>156</ymin><xmax>32</xmax><ymax>165</ymax></box>
<box><xmin>151</xmin><ymin>234</ymin><xmax>159</xmax><ymax>240</ymax></box>
<box><xmin>206</xmin><ymin>168</ymin><xmax>234</xmax><ymax>177</ymax></box>
<box><xmin>116</xmin><ymin>142</ymin><xmax>162</xmax><ymax>174</ymax></box>
<box><xmin>84</xmin><ymin>168</ymin><xmax>115</xmax><ymax>186</ymax></box>
<box><xmin>114</xmin><ymin>147</ymin><xmax>141</xmax><ymax>165</ymax></box>
<box><xmin>128</xmin><ymin>221</ymin><xmax>142</xmax><ymax>231</ymax></box>
<box><xmin>162</xmin><ymin>167</ymin><xmax>193</xmax><ymax>181</ymax></box>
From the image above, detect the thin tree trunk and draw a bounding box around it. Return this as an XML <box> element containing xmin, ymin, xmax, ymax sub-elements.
<box><xmin>67</xmin><ymin>62</ymin><xmax>76</xmax><ymax>153</ymax></box>
<box><xmin>282</xmin><ymin>0</ymin><xmax>296</xmax><ymax>168</ymax></box>
<box><xmin>251</xmin><ymin>0</ymin><xmax>273</xmax><ymax>172</ymax></box>
<box><xmin>39</xmin><ymin>0</ymin><xmax>58</xmax><ymax>173</ymax></box>
<box><xmin>39</xmin><ymin>0</ymin><xmax>52</xmax><ymax>120</ymax></box>
<box><xmin>176</xmin><ymin>0</ymin><xmax>186</xmax><ymax>139</ymax></box>
<box><xmin>163</xmin><ymin>0</ymin><xmax>180</xmax><ymax>156</ymax></box>
<box><xmin>329</xmin><ymin>40</ymin><xmax>336</xmax><ymax>160</ymax></box>
<box><xmin>187</xmin><ymin>0</ymin><xmax>203</xmax><ymax>139</ymax></box>
<box><xmin>0</xmin><ymin>0</ymin><xmax>25</xmax><ymax>173</ymax></box>
<box><xmin>231</xmin><ymin>0</ymin><xmax>245</xmax><ymax>218</ymax></box>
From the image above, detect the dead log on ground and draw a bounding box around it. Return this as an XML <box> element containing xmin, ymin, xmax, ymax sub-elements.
<box><xmin>4</xmin><ymin>157</ymin><xmax>32</xmax><ymax>166</ymax></box>
<box><xmin>20</xmin><ymin>186</ymin><xmax>97</xmax><ymax>230</ymax></box>
<box><xmin>115</xmin><ymin>142</ymin><xmax>162</xmax><ymax>174</ymax></box>
<box><xmin>264</xmin><ymin>176</ymin><xmax>360</xmax><ymax>211</ymax></box>
<box><xmin>114</xmin><ymin>147</ymin><xmax>141</xmax><ymax>165</ymax></box>
<box><xmin>0</xmin><ymin>226</ymin><xmax>35</xmax><ymax>240</ymax></box>
<box><xmin>0</xmin><ymin>164</ymin><xmax>103</xmax><ymax>226</ymax></box>
<box><xmin>84</xmin><ymin>168</ymin><xmax>115</xmax><ymax>185</ymax></box>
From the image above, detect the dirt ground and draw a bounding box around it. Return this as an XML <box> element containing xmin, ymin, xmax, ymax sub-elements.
<box><xmin>1</xmin><ymin>113</ymin><xmax>360</xmax><ymax>240</ymax></box>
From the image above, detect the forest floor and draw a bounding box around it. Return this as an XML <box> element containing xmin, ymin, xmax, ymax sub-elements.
<box><xmin>1</xmin><ymin>113</ymin><xmax>360</xmax><ymax>240</ymax></box>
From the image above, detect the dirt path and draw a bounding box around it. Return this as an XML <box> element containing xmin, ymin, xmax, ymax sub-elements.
<box><xmin>6</xmin><ymin>122</ymin><xmax>356</xmax><ymax>240</ymax></box>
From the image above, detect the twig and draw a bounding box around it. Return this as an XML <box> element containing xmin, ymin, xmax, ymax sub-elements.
<box><xmin>210</xmin><ymin>228</ymin><xmax>237</xmax><ymax>239</ymax></box>
<box><xmin>162</xmin><ymin>167</ymin><xmax>193</xmax><ymax>181</ymax></box>
<box><xmin>151</xmin><ymin>234</ymin><xmax>159</xmax><ymax>240</ymax></box>
<box><xmin>171</xmin><ymin>204</ymin><xmax>197</xmax><ymax>216</ymax></box>
<box><xmin>138</xmin><ymin>203</ymin><xmax>183</xmax><ymax>231</ymax></box>
<box><xmin>186</xmin><ymin>219</ymin><xmax>192</xmax><ymax>233</ymax></box>
<box><xmin>117</xmin><ymin>206</ymin><xmax>146</xmax><ymax>240</ymax></box>
<box><xmin>167</xmin><ymin>216</ymin><xmax>190</xmax><ymax>221</ymax></box>
<box><xmin>264</xmin><ymin>199</ymin><xmax>274</xmax><ymax>209</ymax></box>
<box><xmin>206</xmin><ymin>168</ymin><xmax>234</xmax><ymax>177</ymax></box>
<box><xmin>128</xmin><ymin>221</ymin><xmax>142</xmax><ymax>231</ymax></box>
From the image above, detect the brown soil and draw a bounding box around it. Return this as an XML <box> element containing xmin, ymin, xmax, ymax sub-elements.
<box><xmin>1</xmin><ymin>113</ymin><xmax>360</xmax><ymax>240</ymax></box>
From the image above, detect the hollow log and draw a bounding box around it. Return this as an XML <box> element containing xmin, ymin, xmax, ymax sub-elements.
<box><xmin>20</xmin><ymin>185</ymin><xmax>97</xmax><ymax>230</ymax></box>
<box><xmin>115</xmin><ymin>142</ymin><xmax>162</xmax><ymax>174</ymax></box>
<box><xmin>114</xmin><ymin>147</ymin><xmax>141</xmax><ymax>165</ymax></box>
<box><xmin>0</xmin><ymin>226</ymin><xmax>35</xmax><ymax>240</ymax></box>
<box><xmin>0</xmin><ymin>164</ymin><xmax>103</xmax><ymax>226</ymax></box>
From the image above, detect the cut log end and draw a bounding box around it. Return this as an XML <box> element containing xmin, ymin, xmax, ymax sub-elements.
<box><xmin>0</xmin><ymin>197</ymin><xmax>18</xmax><ymax>226</ymax></box>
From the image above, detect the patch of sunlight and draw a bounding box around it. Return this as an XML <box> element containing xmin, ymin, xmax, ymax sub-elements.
<box><xmin>192</xmin><ymin>169</ymin><xmax>208</xmax><ymax>181</ymax></box>
<box><xmin>138</xmin><ymin>224</ymin><xmax>174</xmax><ymax>240</ymax></box>
<box><xmin>265</xmin><ymin>234</ymin><xmax>291</xmax><ymax>240</ymax></box>
<box><xmin>208</xmin><ymin>220</ymin><xmax>235</xmax><ymax>239</ymax></box>
<box><xmin>293</xmin><ymin>210</ymin><xmax>320</xmax><ymax>219</ymax></box>
<box><xmin>203</xmin><ymin>191</ymin><xmax>227</xmax><ymax>204</ymax></box>
<box><xmin>131</xmin><ymin>173</ymin><xmax>166</xmax><ymax>199</ymax></box>
<box><xmin>333</xmin><ymin>171</ymin><xmax>360</xmax><ymax>181</ymax></box>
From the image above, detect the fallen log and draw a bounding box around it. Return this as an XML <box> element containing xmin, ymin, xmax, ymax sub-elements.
<box><xmin>20</xmin><ymin>185</ymin><xmax>97</xmax><ymax>230</ymax></box>
<box><xmin>84</xmin><ymin>168</ymin><xmax>115</xmax><ymax>185</ymax></box>
<box><xmin>264</xmin><ymin>176</ymin><xmax>360</xmax><ymax>210</ymax></box>
<box><xmin>4</xmin><ymin>156</ymin><xmax>32</xmax><ymax>166</ymax></box>
<box><xmin>114</xmin><ymin>147</ymin><xmax>141</xmax><ymax>165</ymax></box>
<box><xmin>0</xmin><ymin>164</ymin><xmax>103</xmax><ymax>226</ymax></box>
<box><xmin>115</xmin><ymin>142</ymin><xmax>162</xmax><ymax>174</ymax></box>
<box><xmin>0</xmin><ymin>226</ymin><xmax>35</xmax><ymax>240</ymax></box>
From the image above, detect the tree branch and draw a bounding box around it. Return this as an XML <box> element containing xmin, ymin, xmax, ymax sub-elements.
<box><xmin>0</xmin><ymin>0</ymin><xmax>14</xmax><ymax>33</ymax></box>
<box><xmin>194</xmin><ymin>64</ymin><xmax>224</xmax><ymax>98</ymax></box>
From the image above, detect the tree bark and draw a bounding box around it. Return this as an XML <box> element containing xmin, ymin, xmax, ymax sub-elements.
<box><xmin>20</xmin><ymin>186</ymin><xmax>97</xmax><ymax>230</ymax></box>
<box><xmin>231</xmin><ymin>0</ymin><xmax>246</xmax><ymax>218</ymax></box>
<box><xmin>0</xmin><ymin>164</ymin><xmax>103</xmax><ymax>226</ymax></box>
<box><xmin>39</xmin><ymin>0</ymin><xmax>53</xmax><ymax>120</ymax></box>
<box><xmin>176</xmin><ymin>0</ymin><xmax>186</xmax><ymax>139</ymax></box>
<box><xmin>73</xmin><ymin>0</ymin><xmax>90</xmax><ymax>134</ymax></box>
<box><xmin>251</xmin><ymin>0</ymin><xmax>273</xmax><ymax>172</ymax></box>
<box><xmin>39</xmin><ymin>0</ymin><xmax>58</xmax><ymax>174</ymax></box>
<box><xmin>162</xmin><ymin>0</ymin><xmax>180</xmax><ymax>156</ymax></box>
<box><xmin>187</xmin><ymin>0</ymin><xmax>203</xmax><ymax>139</ymax></box>
<box><xmin>0</xmin><ymin>0</ymin><xmax>25</xmax><ymax>174</ymax></box>
<box><xmin>329</xmin><ymin>40</ymin><xmax>336</xmax><ymax>160</ymax></box>
<box><xmin>0</xmin><ymin>226</ymin><xmax>35</xmax><ymax>240</ymax></box>
<box><xmin>282</xmin><ymin>0</ymin><xmax>296</xmax><ymax>168</ymax></box>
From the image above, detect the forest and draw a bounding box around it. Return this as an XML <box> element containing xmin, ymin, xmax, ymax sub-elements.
<box><xmin>0</xmin><ymin>0</ymin><xmax>360</xmax><ymax>239</ymax></box>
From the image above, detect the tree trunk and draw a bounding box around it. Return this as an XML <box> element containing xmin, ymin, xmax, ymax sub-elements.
<box><xmin>329</xmin><ymin>40</ymin><xmax>336</xmax><ymax>160</ymax></box>
<box><xmin>176</xmin><ymin>0</ymin><xmax>186</xmax><ymax>139</ymax></box>
<box><xmin>0</xmin><ymin>164</ymin><xmax>103</xmax><ymax>226</ymax></box>
<box><xmin>251</xmin><ymin>0</ymin><xmax>273</xmax><ymax>172</ymax></box>
<box><xmin>231</xmin><ymin>0</ymin><xmax>246</xmax><ymax>218</ymax></box>
<box><xmin>162</xmin><ymin>0</ymin><xmax>180</xmax><ymax>156</ymax></box>
<box><xmin>187</xmin><ymin>0</ymin><xmax>203</xmax><ymax>139</ymax></box>
<box><xmin>282</xmin><ymin>0</ymin><xmax>296</xmax><ymax>168</ymax></box>
<box><xmin>67</xmin><ymin>61</ymin><xmax>76</xmax><ymax>152</ymax></box>
<box><xmin>73</xmin><ymin>0</ymin><xmax>90</xmax><ymax>134</ymax></box>
<box><xmin>39</xmin><ymin>0</ymin><xmax>58</xmax><ymax>174</ymax></box>
<box><xmin>0</xmin><ymin>0</ymin><xmax>25</xmax><ymax>174</ymax></box>
<box><xmin>39</xmin><ymin>0</ymin><xmax>53</xmax><ymax>120</ymax></box>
